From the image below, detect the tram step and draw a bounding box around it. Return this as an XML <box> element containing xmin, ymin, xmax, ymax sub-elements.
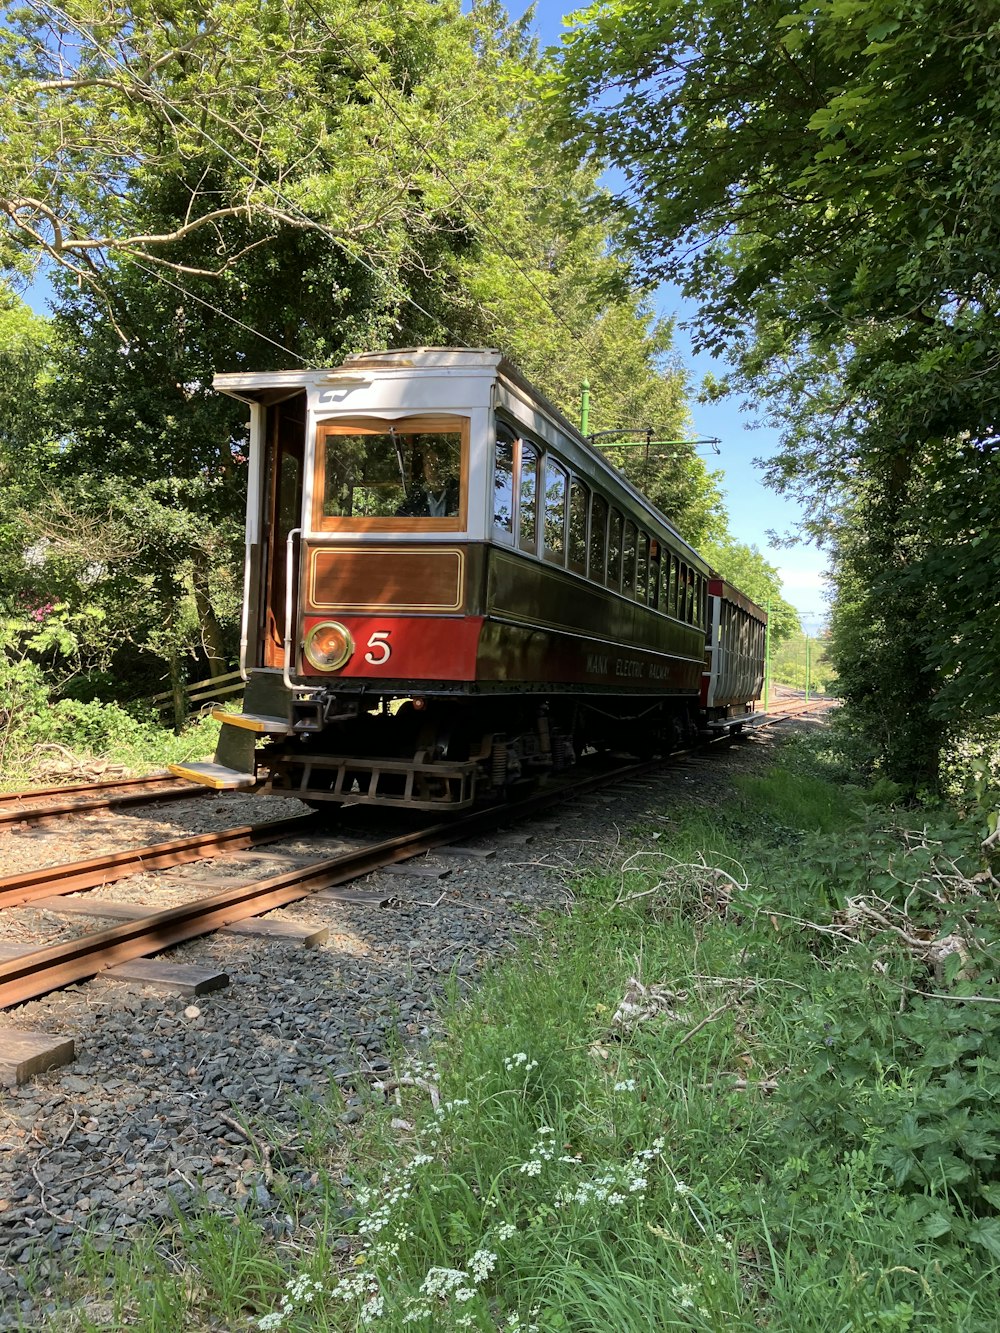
<box><xmin>211</xmin><ymin>709</ymin><xmax>291</xmax><ymax>734</ymax></box>
<box><xmin>167</xmin><ymin>761</ymin><xmax>257</xmax><ymax>790</ymax></box>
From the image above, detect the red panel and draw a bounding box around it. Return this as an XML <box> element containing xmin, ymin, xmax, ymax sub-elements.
<box><xmin>301</xmin><ymin>615</ymin><xmax>483</xmax><ymax>680</ymax></box>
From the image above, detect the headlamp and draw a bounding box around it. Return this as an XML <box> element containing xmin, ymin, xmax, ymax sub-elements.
<box><xmin>303</xmin><ymin>620</ymin><xmax>354</xmax><ymax>671</ymax></box>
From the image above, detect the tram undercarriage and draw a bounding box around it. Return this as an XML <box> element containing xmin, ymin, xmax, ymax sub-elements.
<box><xmin>233</xmin><ymin>685</ymin><xmax>699</xmax><ymax>812</ymax></box>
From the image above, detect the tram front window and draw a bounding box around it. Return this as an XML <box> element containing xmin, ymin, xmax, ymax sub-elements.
<box><xmin>317</xmin><ymin>416</ymin><xmax>465</xmax><ymax>526</ymax></box>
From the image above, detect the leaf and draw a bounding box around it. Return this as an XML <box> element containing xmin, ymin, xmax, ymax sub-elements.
<box><xmin>922</xmin><ymin>1209</ymin><xmax>954</xmax><ymax>1239</ymax></box>
<box><xmin>967</xmin><ymin>1217</ymin><xmax>1000</xmax><ymax>1259</ymax></box>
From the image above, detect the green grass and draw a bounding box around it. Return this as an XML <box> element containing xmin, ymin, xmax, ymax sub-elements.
<box><xmin>37</xmin><ymin>735</ymin><xmax>1000</xmax><ymax>1331</ymax></box>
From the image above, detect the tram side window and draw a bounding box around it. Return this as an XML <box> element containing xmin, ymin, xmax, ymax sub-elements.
<box><xmin>493</xmin><ymin>429</ymin><xmax>515</xmax><ymax>540</ymax></box>
<box><xmin>666</xmin><ymin>555</ymin><xmax>677</xmax><ymax>616</ymax></box>
<box><xmin>518</xmin><ymin>442</ymin><xmax>539</xmax><ymax>553</ymax></box>
<box><xmin>649</xmin><ymin>540</ymin><xmax>660</xmax><ymax>608</ymax></box>
<box><xmin>543</xmin><ymin>459</ymin><xmax>568</xmax><ymax>564</ymax></box>
<box><xmin>636</xmin><ymin>531</ymin><xmax>648</xmax><ymax>604</ymax></box>
<box><xmin>568</xmin><ymin>478</ymin><xmax>589</xmax><ymax>575</ymax></box>
<box><xmin>622</xmin><ymin>521</ymin><xmax>637</xmax><ymax>598</ymax></box>
<box><xmin>678</xmin><ymin>562</ymin><xmax>688</xmax><ymax>620</ymax></box>
<box><xmin>607</xmin><ymin>509</ymin><xmax>623</xmax><ymax>588</ymax></box>
<box><xmin>589</xmin><ymin>493</ymin><xmax>608</xmax><ymax>583</ymax></box>
<box><xmin>686</xmin><ymin>568</ymin><xmax>695</xmax><ymax>623</ymax></box>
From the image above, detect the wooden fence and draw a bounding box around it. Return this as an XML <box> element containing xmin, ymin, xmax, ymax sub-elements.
<box><xmin>151</xmin><ymin>668</ymin><xmax>244</xmax><ymax>722</ymax></box>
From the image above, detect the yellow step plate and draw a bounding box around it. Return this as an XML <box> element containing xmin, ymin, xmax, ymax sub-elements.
<box><xmin>211</xmin><ymin>709</ymin><xmax>291</xmax><ymax>734</ymax></box>
<box><xmin>168</xmin><ymin>761</ymin><xmax>257</xmax><ymax>791</ymax></box>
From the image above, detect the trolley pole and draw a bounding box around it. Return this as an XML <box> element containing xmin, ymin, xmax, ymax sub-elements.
<box><xmin>580</xmin><ymin>380</ymin><xmax>590</xmax><ymax>437</ymax></box>
<box><xmin>763</xmin><ymin>596</ymin><xmax>771</xmax><ymax>712</ymax></box>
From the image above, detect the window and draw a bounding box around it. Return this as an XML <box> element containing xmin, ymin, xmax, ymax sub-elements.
<box><xmin>607</xmin><ymin>509</ymin><xmax>623</xmax><ymax>588</ymax></box>
<box><xmin>667</xmin><ymin>556</ymin><xmax>678</xmax><ymax>617</ymax></box>
<box><xmin>636</xmin><ymin>532</ymin><xmax>649</xmax><ymax>604</ymax></box>
<box><xmin>568</xmin><ymin>479</ymin><xmax>589</xmax><ymax>575</ymax></box>
<box><xmin>589</xmin><ymin>494</ymin><xmax>608</xmax><ymax>583</ymax></box>
<box><xmin>316</xmin><ymin>415</ymin><xmax>465</xmax><ymax>529</ymax></box>
<box><xmin>678</xmin><ymin>562</ymin><xmax>688</xmax><ymax>620</ymax></box>
<box><xmin>622</xmin><ymin>521</ymin><xmax>637</xmax><ymax>598</ymax></box>
<box><xmin>543</xmin><ymin>459</ymin><xmax>568</xmax><ymax>563</ymax></box>
<box><xmin>518</xmin><ymin>442</ymin><xmax>539</xmax><ymax>553</ymax></box>
<box><xmin>493</xmin><ymin>428</ymin><xmax>515</xmax><ymax>539</ymax></box>
<box><xmin>648</xmin><ymin>540</ymin><xmax>660</xmax><ymax>608</ymax></box>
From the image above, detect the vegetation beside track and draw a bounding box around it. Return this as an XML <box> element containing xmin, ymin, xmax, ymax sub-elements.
<box><xmin>28</xmin><ymin>726</ymin><xmax>1000</xmax><ymax>1331</ymax></box>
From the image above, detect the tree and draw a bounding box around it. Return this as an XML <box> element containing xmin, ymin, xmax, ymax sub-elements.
<box><xmin>554</xmin><ymin>0</ymin><xmax>1000</xmax><ymax>790</ymax></box>
<box><xmin>0</xmin><ymin>0</ymin><xmax>736</xmax><ymax>713</ymax></box>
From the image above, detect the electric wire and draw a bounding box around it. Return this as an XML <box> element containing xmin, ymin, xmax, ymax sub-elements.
<box><xmin>22</xmin><ymin>0</ymin><xmax>712</xmax><ymax>457</ymax></box>
<box><xmin>129</xmin><ymin>259</ymin><xmax>313</xmax><ymax>365</ymax></box>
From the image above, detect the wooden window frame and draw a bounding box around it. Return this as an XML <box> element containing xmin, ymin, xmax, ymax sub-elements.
<box><xmin>517</xmin><ymin>439</ymin><xmax>540</xmax><ymax>555</ymax></box>
<box><xmin>492</xmin><ymin>424</ymin><xmax>517</xmax><ymax>546</ymax></box>
<box><xmin>588</xmin><ymin>492</ymin><xmax>608</xmax><ymax>584</ymax></box>
<box><xmin>607</xmin><ymin>508</ymin><xmax>624</xmax><ymax>590</ymax></box>
<box><xmin>312</xmin><ymin>413</ymin><xmax>470</xmax><ymax>533</ymax></box>
<box><xmin>567</xmin><ymin>476</ymin><xmax>590</xmax><ymax>576</ymax></box>
<box><xmin>543</xmin><ymin>456</ymin><xmax>569</xmax><ymax>565</ymax></box>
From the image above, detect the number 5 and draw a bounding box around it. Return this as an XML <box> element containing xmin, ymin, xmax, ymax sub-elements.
<box><xmin>365</xmin><ymin>630</ymin><xmax>391</xmax><ymax>665</ymax></box>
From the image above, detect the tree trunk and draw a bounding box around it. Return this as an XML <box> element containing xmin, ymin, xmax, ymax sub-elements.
<box><xmin>169</xmin><ymin>649</ymin><xmax>187</xmax><ymax>735</ymax></box>
<box><xmin>191</xmin><ymin>550</ymin><xmax>228</xmax><ymax>678</ymax></box>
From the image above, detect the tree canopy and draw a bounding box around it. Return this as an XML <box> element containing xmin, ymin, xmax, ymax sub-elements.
<box><xmin>556</xmin><ymin>0</ymin><xmax>1000</xmax><ymax>792</ymax></box>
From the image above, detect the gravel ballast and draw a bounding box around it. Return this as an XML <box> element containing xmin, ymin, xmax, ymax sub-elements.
<box><xmin>0</xmin><ymin>733</ymin><xmax>797</xmax><ymax>1325</ymax></box>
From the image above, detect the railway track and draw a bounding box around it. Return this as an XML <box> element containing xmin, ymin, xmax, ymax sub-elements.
<box><xmin>0</xmin><ymin>771</ymin><xmax>209</xmax><ymax>829</ymax></box>
<box><xmin>0</xmin><ymin>699</ymin><xmax>828</xmax><ymax>1044</ymax></box>
<box><xmin>0</xmin><ymin>757</ymin><xmax>654</xmax><ymax>1011</ymax></box>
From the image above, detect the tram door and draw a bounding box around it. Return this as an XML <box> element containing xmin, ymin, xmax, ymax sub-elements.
<box><xmin>259</xmin><ymin>393</ymin><xmax>306</xmax><ymax>668</ymax></box>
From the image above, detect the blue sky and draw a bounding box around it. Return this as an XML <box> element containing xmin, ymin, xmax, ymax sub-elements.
<box><xmin>528</xmin><ymin>1</ymin><xmax>830</xmax><ymax>630</ymax></box>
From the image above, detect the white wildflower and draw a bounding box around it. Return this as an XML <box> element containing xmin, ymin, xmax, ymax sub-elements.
<box><xmin>496</xmin><ymin>1222</ymin><xmax>517</xmax><ymax>1240</ymax></box>
<box><xmin>420</xmin><ymin>1267</ymin><xmax>469</xmax><ymax>1298</ymax></box>
<box><xmin>470</xmin><ymin>1248</ymin><xmax>498</xmax><ymax>1283</ymax></box>
<box><xmin>257</xmin><ymin>1315</ymin><xmax>285</xmax><ymax>1331</ymax></box>
<box><xmin>613</xmin><ymin>1079</ymin><xmax>637</xmax><ymax>1092</ymax></box>
<box><xmin>519</xmin><ymin>1159</ymin><xmax>543</xmax><ymax>1176</ymax></box>
<box><xmin>674</xmin><ymin>1180</ymin><xmax>692</xmax><ymax>1196</ymax></box>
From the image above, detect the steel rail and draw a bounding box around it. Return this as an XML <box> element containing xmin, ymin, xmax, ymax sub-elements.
<box><xmin>0</xmin><ymin>759</ymin><xmax>653</xmax><ymax>1008</ymax></box>
<box><xmin>0</xmin><ymin>814</ymin><xmax>318</xmax><ymax>907</ymax></box>
<box><xmin>0</xmin><ymin>777</ymin><xmax>211</xmax><ymax>829</ymax></box>
<box><xmin>0</xmin><ymin>772</ymin><xmax>182</xmax><ymax>806</ymax></box>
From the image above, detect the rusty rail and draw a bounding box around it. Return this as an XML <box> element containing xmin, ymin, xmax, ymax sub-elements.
<box><xmin>0</xmin><ymin>760</ymin><xmax>653</xmax><ymax>1008</ymax></box>
<box><xmin>0</xmin><ymin>775</ymin><xmax>212</xmax><ymax>828</ymax></box>
<box><xmin>0</xmin><ymin>814</ymin><xmax>318</xmax><ymax>908</ymax></box>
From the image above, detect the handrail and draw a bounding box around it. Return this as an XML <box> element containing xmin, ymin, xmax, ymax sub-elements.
<box><xmin>282</xmin><ymin>527</ymin><xmax>302</xmax><ymax>693</ymax></box>
<box><xmin>238</xmin><ymin>539</ymin><xmax>253</xmax><ymax>682</ymax></box>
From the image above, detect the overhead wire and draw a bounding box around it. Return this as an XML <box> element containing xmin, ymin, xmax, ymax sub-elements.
<box><xmin>24</xmin><ymin>0</ymin><xmax>706</xmax><ymax>454</ymax></box>
<box><xmin>129</xmin><ymin>259</ymin><xmax>313</xmax><ymax>365</ymax></box>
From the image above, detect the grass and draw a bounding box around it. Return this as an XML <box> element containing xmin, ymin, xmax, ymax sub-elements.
<box><xmin>23</xmin><ymin>731</ymin><xmax>1000</xmax><ymax>1331</ymax></box>
<box><xmin>0</xmin><ymin>708</ymin><xmax>223</xmax><ymax>790</ymax></box>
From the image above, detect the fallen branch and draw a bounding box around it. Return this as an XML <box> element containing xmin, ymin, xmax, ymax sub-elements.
<box><xmin>672</xmin><ymin>997</ymin><xmax>740</xmax><ymax>1051</ymax></box>
<box><xmin>218</xmin><ymin>1112</ymin><xmax>273</xmax><ymax>1185</ymax></box>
